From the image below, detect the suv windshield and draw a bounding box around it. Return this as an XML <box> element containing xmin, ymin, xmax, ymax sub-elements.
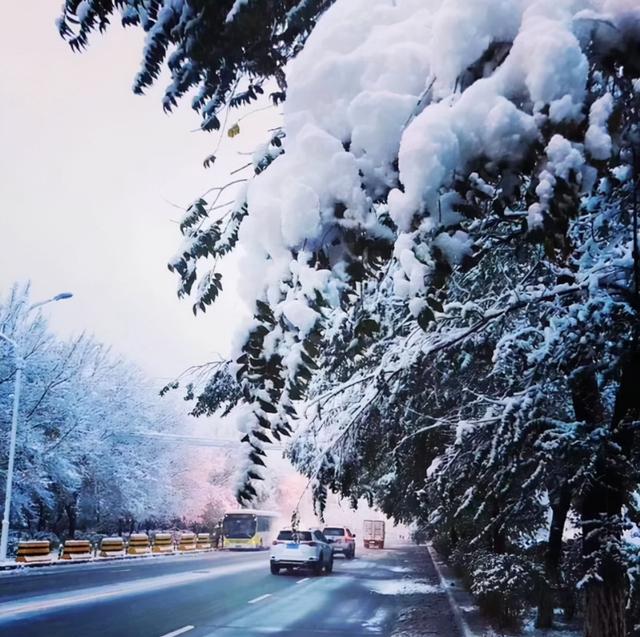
<box><xmin>323</xmin><ymin>527</ymin><xmax>345</xmax><ymax>536</ymax></box>
<box><xmin>277</xmin><ymin>531</ymin><xmax>312</xmax><ymax>542</ymax></box>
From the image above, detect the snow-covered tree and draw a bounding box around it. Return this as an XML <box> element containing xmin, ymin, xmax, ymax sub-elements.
<box><xmin>57</xmin><ymin>0</ymin><xmax>333</xmax><ymax>130</ymax></box>
<box><xmin>57</xmin><ymin>2</ymin><xmax>640</xmax><ymax>635</ymax></box>
<box><xmin>0</xmin><ymin>284</ymin><xmax>222</xmax><ymax>541</ymax></box>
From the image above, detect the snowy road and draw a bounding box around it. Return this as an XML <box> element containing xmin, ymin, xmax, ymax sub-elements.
<box><xmin>0</xmin><ymin>546</ymin><xmax>460</xmax><ymax>636</ymax></box>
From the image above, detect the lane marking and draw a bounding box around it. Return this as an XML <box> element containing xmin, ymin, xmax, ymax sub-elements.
<box><xmin>159</xmin><ymin>626</ymin><xmax>194</xmax><ymax>637</ymax></box>
<box><xmin>295</xmin><ymin>577</ymin><xmax>309</xmax><ymax>584</ymax></box>
<box><xmin>247</xmin><ymin>593</ymin><xmax>271</xmax><ymax>604</ymax></box>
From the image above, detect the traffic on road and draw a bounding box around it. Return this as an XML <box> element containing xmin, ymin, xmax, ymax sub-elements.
<box><xmin>0</xmin><ymin>544</ymin><xmax>457</xmax><ymax>637</ymax></box>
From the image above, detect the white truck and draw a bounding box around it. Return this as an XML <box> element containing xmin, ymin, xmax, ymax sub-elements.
<box><xmin>363</xmin><ymin>520</ymin><xmax>385</xmax><ymax>549</ymax></box>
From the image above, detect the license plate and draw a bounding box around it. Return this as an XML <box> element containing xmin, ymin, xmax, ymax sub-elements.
<box><xmin>286</xmin><ymin>543</ymin><xmax>298</xmax><ymax>549</ymax></box>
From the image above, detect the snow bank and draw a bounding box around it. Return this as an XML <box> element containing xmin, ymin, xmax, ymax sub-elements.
<box><xmin>367</xmin><ymin>578</ymin><xmax>443</xmax><ymax>595</ymax></box>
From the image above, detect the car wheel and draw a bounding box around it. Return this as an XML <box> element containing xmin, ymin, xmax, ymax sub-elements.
<box><xmin>325</xmin><ymin>555</ymin><xmax>334</xmax><ymax>574</ymax></box>
<box><xmin>312</xmin><ymin>561</ymin><xmax>323</xmax><ymax>576</ymax></box>
<box><xmin>346</xmin><ymin>548</ymin><xmax>354</xmax><ymax>560</ymax></box>
<box><xmin>270</xmin><ymin>562</ymin><xmax>280</xmax><ymax>575</ymax></box>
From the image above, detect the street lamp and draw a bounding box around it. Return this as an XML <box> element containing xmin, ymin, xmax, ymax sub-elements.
<box><xmin>0</xmin><ymin>292</ymin><xmax>73</xmax><ymax>563</ymax></box>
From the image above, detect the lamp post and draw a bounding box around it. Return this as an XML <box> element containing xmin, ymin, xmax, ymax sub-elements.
<box><xmin>0</xmin><ymin>292</ymin><xmax>73</xmax><ymax>563</ymax></box>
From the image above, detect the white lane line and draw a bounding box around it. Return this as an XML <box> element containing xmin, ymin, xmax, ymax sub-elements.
<box><xmin>159</xmin><ymin>626</ymin><xmax>194</xmax><ymax>637</ymax></box>
<box><xmin>295</xmin><ymin>577</ymin><xmax>309</xmax><ymax>584</ymax></box>
<box><xmin>247</xmin><ymin>593</ymin><xmax>271</xmax><ymax>604</ymax></box>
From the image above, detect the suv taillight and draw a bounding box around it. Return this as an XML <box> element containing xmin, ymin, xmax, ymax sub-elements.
<box><xmin>272</xmin><ymin>540</ymin><xmax>283</xmax><ymax>545</ymax></box>
<box><xmin>302</xmin><ymin>541</ymin><xmax>317</xmax><ymax>547</ymax></box>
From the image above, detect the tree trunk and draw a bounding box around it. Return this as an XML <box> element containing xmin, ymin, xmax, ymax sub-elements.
<box><xmin>491</xmin><ymin>524</ymin><xmax>506</xmax><ymax>554</ymax></box>
<box><xmin>536</xmin><ymin>482</ymin><xmax>572</xmax><ymax>629</ymax></box>
<box><xmin>37</xmin><ymin>501</ymin><xmax>47</xmax><ymax>532</ymax></box>
<box><xmin>65</xmin><ymin>502</ymin><xmax>77</xmax><ymax>539</ymax></box>
<box><xmin>449</xmin><ymin>525</ymin><xmax>459</xmax><ymax>550</ymax></box>
<box><xmin>573</xmin><ymin>352</ymin><xmax>640</xmax><ymax>637</ymax></box>
<box><xmin>583</xmin><ymin>555</ymin><xmax>627</xmax><ymax>637</ymax></box>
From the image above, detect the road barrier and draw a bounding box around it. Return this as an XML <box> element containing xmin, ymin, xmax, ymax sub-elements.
<box><xmin>196</xmin><ymin>533</ymin><xmax>212</xmax><ymax>550</ymax></box>
<box><xmin>11</xmin><ymin>528</ymin><xmax>222</xmax><ymax>567</ymax></box>
<box><xmin>127</xmin><ymin>533</ymin><xmax>151</xmax><ymax>556</ymax></box>
<box><xmin>99</xmin><ymin>537</ymin><xmax>126</xmax><ymax>558</ymax></box>
<box><xmin>178</xmin><ymin>532</ymin><xmax>197</xmax><ymax>552</ymax></box>
<box><xmin>152</xmin><ymin>533</ymin><xmax>174</xmax><ymax>554</ymax></box>
<box><xmin>61</xmin><ymin>539</ymin><xmax>93</xmax><ymax>561</ymax></box>
<box><xmin>16</xmin><ymin>540</ymin><xmax>53</xmax><ymax>564</ymax></box>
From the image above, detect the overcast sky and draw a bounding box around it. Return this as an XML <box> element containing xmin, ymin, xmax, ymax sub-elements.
<box><xmin>1</xmin><ymin>3</ymin><xmax>278</xmax><ymax>382</ymax></box>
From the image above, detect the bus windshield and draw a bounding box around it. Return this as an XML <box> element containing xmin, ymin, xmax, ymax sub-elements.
<box><xmin>223</xmin><ymin>514</ymin><xmax>257</xmax><ymax>539</ymax></box>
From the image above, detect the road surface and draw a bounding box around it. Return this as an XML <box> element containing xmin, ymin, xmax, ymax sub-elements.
<box><xmin>0</xmin><ymin>546</ymin><xmax>459</xmax><ymax>636</ymax></box>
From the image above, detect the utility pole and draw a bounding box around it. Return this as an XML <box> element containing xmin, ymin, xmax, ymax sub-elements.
<box><xmin>0</xmin><ymin>292</ymin><xmax>73</xmax><ymax>563</ymax></box>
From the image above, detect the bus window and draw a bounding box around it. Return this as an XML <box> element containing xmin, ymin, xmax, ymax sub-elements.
<box><xmin>223</xmin><ymin>514</ymin><xmax>256</xmax><ymax>539</ymax></box>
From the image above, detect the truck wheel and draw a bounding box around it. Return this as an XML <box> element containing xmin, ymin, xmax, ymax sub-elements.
<box><xmin>270</xmin><ymin>563</ymin><xmax>280</xmax><ymax>575</ymax></box>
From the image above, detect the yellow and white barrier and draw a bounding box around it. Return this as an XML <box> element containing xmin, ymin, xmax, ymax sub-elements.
<box><xmin>16</xmin><ymin>540</ymin><xmax>53</xmax><ymax>564</ymax></box>
<box><xmin>152</xmin><ymin>533</ymin><xmax>174</xmax><ymax>554</ymax></box>
<box><xmin>99</xmin><ymin>537</ymin><xmax>126</xmax><ymax>558</ymax></box>
<box><xmin>196</xmin><ymin>533</ymin><xmax>212</xmax><ymax>551</ymax></box>
<box><xmin>61</xmin><ymin>539</ymin><xmax>93</xmax><ymax>561</ymax></box>
<box><xmin>127</xmin><ymin>533</ymin><xmax>151</xmax><ymax>556</ymax></box>
<box><xmin>177</xmin><ymin>532</ymin><xmax>197</xmax><ymax>552</ymax></box>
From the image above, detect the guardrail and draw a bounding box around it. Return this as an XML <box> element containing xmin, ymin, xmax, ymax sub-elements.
<box><xmin>4</xmin><ymin>531</ymin><xmax>220</xmax><ymax>569</ymax></box>
<box><xmin>61</xmin><ymin>539</ymin><xmax>93</xmax><ymax>561</ymax></box>
<box><xmin>152</xmin><ymin>533</ymin><xmax>174</xmax><ymax>555</ymax></box>
<box><xmin>99</xmin><ymin>537</ymin><xmax>126</xmax><ymax>558</ymax></box>
<box><xmin>16</xmin><ymin>540</ymin><xmax>54</xmax><ymax>565</ymax></box>
<box><xmin>127</xmin><ymin>533</ymin><xmax>151</xmax><ymax>556</ymax></box>
<box><xmin>178</xmin><ymin>532</ymin><xmax>197</xmax><ymax>552</ymax></box>
<box><xmin>196</xmin><ymin>533</ymin><xmax>212</xmax><ymax>550</ymax></box>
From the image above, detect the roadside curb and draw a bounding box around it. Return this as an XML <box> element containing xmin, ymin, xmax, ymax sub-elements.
<box><xmin>426</xmin><ymin>543</ymin><xmax>475</xmax><ymax>637</ymax></box>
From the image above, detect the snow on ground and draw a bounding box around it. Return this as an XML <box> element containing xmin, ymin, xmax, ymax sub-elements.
<box><xmin>368</xmin><ymin>578</ymin><xmax>443</xmax><ymax>595</ymax></box>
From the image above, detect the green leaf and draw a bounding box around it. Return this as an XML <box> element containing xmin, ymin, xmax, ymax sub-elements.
<box><xmin>252</xmin><ymin>430</ymin><xmax>272</xmax><ymax>444</ymax></box>
<box><xmin>355</xmin><ymin>318</ymin><xmax>380</xmax><ymax>338</ymax></box>
<box><xmin>427</xmin><ymin>296</ymin><xmax>444</xmax><ymax>313</ymax></box>
<box><xmin>417</xmin><ymin>307</ymin><xmax>435</xmax><ymax>331</ymax></box>
<box><xmin>257</xmin><ymin>399</ymin><xmax>277</xmax><ymax>414</ymax></box>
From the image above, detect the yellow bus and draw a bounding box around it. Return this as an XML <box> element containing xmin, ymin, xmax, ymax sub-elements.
<box><xmin>222</xmin><ymin>509</ymin><xmax>280</xmax><ymax>550</ymax></box>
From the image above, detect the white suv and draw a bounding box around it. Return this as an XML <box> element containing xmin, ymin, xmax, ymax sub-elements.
<box><xmin>322</xmin><ymin>526</ymin><xmax>356</xmax><ymax>559</ymax></box>
<box><xmin>270</xmin><ymin>529</ymin><xmax>333</xmax><ymax>575</ymax></box>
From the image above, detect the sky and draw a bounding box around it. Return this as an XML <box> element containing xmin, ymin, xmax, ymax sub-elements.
<box><xmin>0</xmin><ymin>3</ymin><xmax>279</xmax><ymax>382</ymax></box>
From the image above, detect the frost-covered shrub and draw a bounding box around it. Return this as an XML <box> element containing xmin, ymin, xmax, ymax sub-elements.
<box><xmin>468</xmin><ymin>551</ymin><xmax>538</xmax><ymax>629</ymax></box>
<box><xmin>431</xmin><ymin>531</ymin><xmax>453</xmax><ymax>559</ymax></box>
